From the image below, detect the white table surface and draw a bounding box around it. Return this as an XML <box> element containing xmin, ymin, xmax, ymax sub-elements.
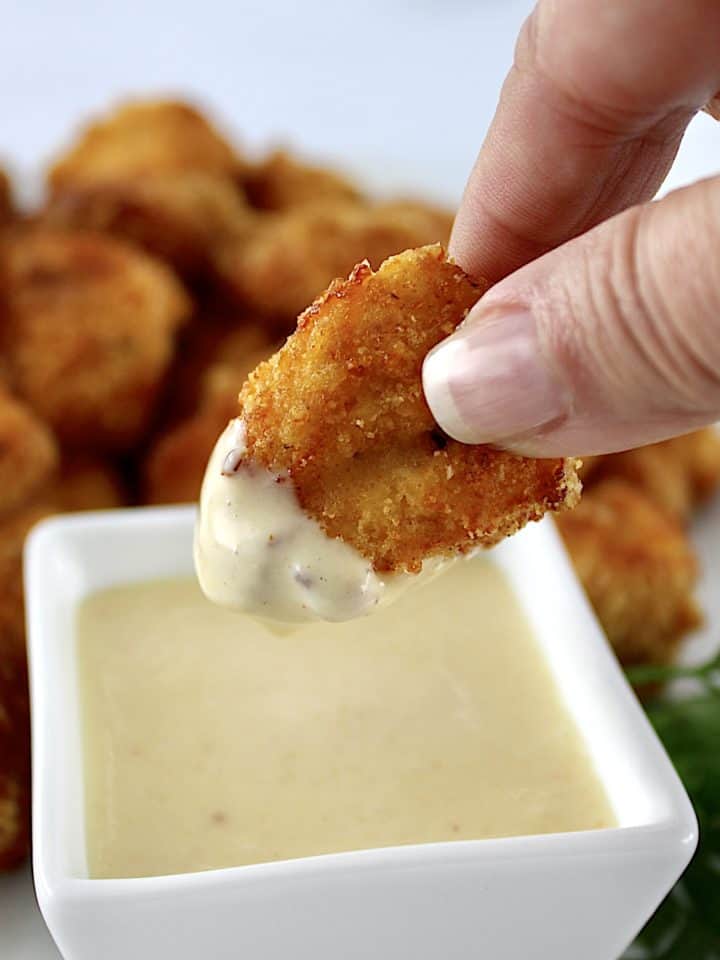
<box><xmin>1</xmin><ymin>1</ymin><xmax>719</xmax><ymax>956</ymax></box>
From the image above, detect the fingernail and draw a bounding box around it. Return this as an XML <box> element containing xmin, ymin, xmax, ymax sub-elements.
<box><xmin>422</xmin><ymin>306</ymin><xmax>568</xmax><ymax>445</ymax></box>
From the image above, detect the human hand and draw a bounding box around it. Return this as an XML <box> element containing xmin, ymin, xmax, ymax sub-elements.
<box><xmin>423</xmin><ymin>0</ymin><xmax>720</xmax><ymax>456</ymax></box>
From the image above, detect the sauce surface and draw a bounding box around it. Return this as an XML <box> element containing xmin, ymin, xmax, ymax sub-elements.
<box><xmin>78</xmin><ymin>559</ymin><xmax>614</xmax><ymax>879</ymax></box>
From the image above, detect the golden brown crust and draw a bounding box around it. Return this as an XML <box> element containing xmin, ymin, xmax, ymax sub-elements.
<box><xmin>215</xmin><ymin>199</ymin><xmax>455</xmax><ymax>320</ymax></box>
<box><xmin>243</xmin><ymin>150</ymin><xmax>362</xmax><ymax>211</ymax></box>
<box><xmin>0</xmin><ymin>227</ymin><xmax>191</xmax><ymax>450</ymax></box>
<box><xmin>48</xmin><ymin>99</ymin><xmax>242</xmax><ymax>191</ymax></box>
<box><xmin>0</xmin><ymin>388</ymin><xmax>59</xmax><ymax>517</ymax></box>
<box><xmin>44</xmin><ymin>172</ymin><xmax>255</xmax><ymax>276</ymax></box>
<box><xmin>556</xmin><ymin>479</ymin><xmax>700</xmax><ymax>667</ymax></box>
<box><xmin>240</xmin><ymin>245</ymin><xmax>580</xmax><ymax>573</ymax></box>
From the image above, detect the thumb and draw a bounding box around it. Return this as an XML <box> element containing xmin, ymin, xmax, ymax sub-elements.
<box><xmin>423</xmin><ymin>175</ymin><xmax>720</xmax><ymax>456</ymax></box>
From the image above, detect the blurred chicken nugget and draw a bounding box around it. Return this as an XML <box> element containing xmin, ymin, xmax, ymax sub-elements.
<box><xmin>0</xmin><ymin>502</ymin><xmax>55</xmax><ymax>871</ymax></box>
<box><xmin>216</xmin><ymin>199</ymin><xmax>454</xmax><ymax>320</ymax></box>
<box><xmin>0</xmin><ymin>169</ymin><xmax>14</xmax><ymax>225</ymax></box>
<box><xmin>45</xmin><ymin>171</ymin><xmax>255</xmax><ymax>277</ymax></box>
<box><xmin>239</xmin><ymin>245</ymin><xmax>580</xmax><ymax>573</ymax></box>
<box><xmin>557</xmin><ymin>479</ymin><xmax>700</xmax><ymax>667</ymax></box>
<box><xmin>0</xmin><ymin>388</ymin><xmax>59</xmax><ymax>517</ymax></box>
<box><xmin>146</xmin><ymin>326</ymin><xmax>275</xmax><ymax>504</ymax></box>
<box><xmin>589</xmin><ymin>428</ymin><xmax>720</xmax><ymax>523</ymax></box>
<box><xmin>48</xmin><ymin>99</ymin><xmax>241</xmax><ymax>190</ymax></box>
<box><xmin>244</xmin><ymin>150</ymin><xmax>362</xmax><ymax>210</ymax></box>
<box><xmin>0</xmin><ymin>227</ymin><xmax>191</xmax><ymax>450</ymax></box>
<box><xmin>0</xmin><ymin>638</ymin><xmax>30</xmax><ymax>871</ymax></box>
<box><xmin>46</xmin><ymin>457</ymin><xmax>126</xmax><ymax>512</ymax></box>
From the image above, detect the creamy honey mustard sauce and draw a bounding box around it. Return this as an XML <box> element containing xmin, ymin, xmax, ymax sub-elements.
<box><xmin>77</xmin><ymin>559</ymin><xmax>614</xmax><ymax>879</ymax></box>
<box><xmin>194</xmin><ymin>418</ymin><xmax>449</xmax><ymax>623</ymax></box>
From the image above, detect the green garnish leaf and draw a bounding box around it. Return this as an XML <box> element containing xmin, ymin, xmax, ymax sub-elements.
<box><xmin>623</xmin><ymin>652</ymin><xmax>720</xmax><ymax>958</ymax></box>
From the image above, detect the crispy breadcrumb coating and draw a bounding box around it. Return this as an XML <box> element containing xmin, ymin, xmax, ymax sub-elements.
<box><xmin>244</xmin><ymin>150</ymin><xmax>362</xmax><ymax>210</ymax></box>
<box><xmin>556</xmin><ymin>480</ymin><xmax>700</xmax><ymax>667</ymax></box>
<box><xmin>239</xmin><ymin>245</ymin><xmax>580</xmax><ymax>573</ymax></box>
<box><xmin>0</xmin><ymin>388</ymin><xmax>59</xmax><ymax>517</ymax></box>
<box><xmin>0</xmin><ymin>227</ymin><xmax>191</xmax><ymax>450</ymax></box>
<box><xmin>146</xmin><ymin>327</ymin><xmax>274</xmax><ymax>504</ymax></box>
<box><xmin>48</xmin><ymin>99</ymin><xmax>241</xmax><ymax>191</ymax></box>
<box><xmin>588</xmin><ymin>429</ymin><xmax>720</xmax><ymax>523</ymax></box>
<box><xmin>215</xmin><ymin>199</ymin><xmax>454</xmax><ymax>320</ymax></box>
<box><xmin>44</xmin><ymin>172</ymin><xmax>255</xmax><ymax>276</ymax></box>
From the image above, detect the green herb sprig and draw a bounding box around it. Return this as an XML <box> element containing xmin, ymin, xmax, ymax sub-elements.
<box><xmin>622</xmin><ymin>653</ymin><xmax>720</xmax><ymax>959</ymax></box>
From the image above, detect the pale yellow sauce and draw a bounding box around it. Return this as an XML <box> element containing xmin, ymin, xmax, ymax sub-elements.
<box><xmin>194</xmin><ymin>418</ymin><xmax>450</xmax><ymax>623</ymax></box>
<box><xmin>77</xmin><ymin>558</ymin><xmax>614</xmax><ymax>879</ymax></box>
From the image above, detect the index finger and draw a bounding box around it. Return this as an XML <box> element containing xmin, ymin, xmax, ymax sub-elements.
<box><xmin>451</xmin><ymin>0</ymin><xmax>720</xmax><ymax>284</ymax></box>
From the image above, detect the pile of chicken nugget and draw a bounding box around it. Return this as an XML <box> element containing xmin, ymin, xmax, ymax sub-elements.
<box><xmin>1</xmin><ymin>98</ymin><xmax>719</xmax><ymax>872</ymax></box>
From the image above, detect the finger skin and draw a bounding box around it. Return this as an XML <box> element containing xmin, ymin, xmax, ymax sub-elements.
<box><xmin>425</xmin><ymin>176</ymin><xmax>720</xmax><ymax>456</ymax></box>
<box><xmin>451</xmin><ymin>0</ymin><xmax>720</xmax><ymax>285</ymax></box>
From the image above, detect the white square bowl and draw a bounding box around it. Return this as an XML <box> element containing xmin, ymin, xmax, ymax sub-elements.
<box><xmin>25</xmin><ymin>507</ymin><xmax>697</xmax><ymax>960</ymax></box>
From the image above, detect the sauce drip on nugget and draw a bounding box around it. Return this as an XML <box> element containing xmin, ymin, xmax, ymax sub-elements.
<box><xmin>196</xmin><ymin>244</ymin><xmax>580</xmax><ymax>622</ymax></box>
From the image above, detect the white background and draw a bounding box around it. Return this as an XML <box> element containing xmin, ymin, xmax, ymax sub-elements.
<box><xmin>1</xmin><ymin>1</ymin><xmax>719</xmax><ymax>957</ymax></box>
<box><xmin>2</xmin><ymin>0</ymin><xmax>720</xmax><ymax>203</ymax></box>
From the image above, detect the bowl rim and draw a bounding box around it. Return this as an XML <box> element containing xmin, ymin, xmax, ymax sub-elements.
<box><xmin>25</xmin><ymin>506</ymin><xmax>699</xmax><ymax>902</ymax></box>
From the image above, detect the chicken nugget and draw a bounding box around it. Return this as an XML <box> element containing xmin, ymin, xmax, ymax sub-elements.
<box><xmin>215</xmin><ymin>199</ymin><xmax>454</xmax><ymax>321</ymax></box>
<box><xmin>0</xmin><ymin>636</ymin><xmax>30</xmax><ymax>870</ymax></box>
<box><xmin>48</xmin><ymin>99</ymin><xmax>241</xmax><ymax>191</ymax></box>
<box><xmin>0</xmin><ymin>502</ymin><xmax>55</xmax><ymax>871</ymax></box>
<box><xmin>0</xmin><ymin>388</ymin><xmax>59</xmax><ymax>517</ymax></box>
<box><xmin>0</xmin><ymin>168</ymin><xmax>14</xmax><ymax>225</ymax></box>
<box><xmin>0</xmin><ymin>502</ymin><xmax>55</xmax><ymax>641</ymax></box>
<box><xmin>237</xmin><ymin>245</ymin><xmax>579</xmax><ymax>573</ymax></box>
<box><xmin>146</xmin><ymin>326</ymin><xmax>275</xmax><ymax>504</ymax></box>
<box><xmin>44</xmin><ymin>172</ymin><xmax>255</xmax><ymax>277</ymax></box>
<box><xmin>556</xmin><ymin>479</ymin><xmax>700</xmax><ymax>667</ymax></box>
<box><xmin>45</xmin><ymin>457</ymin><xmax>126</xmax><ymax>512</ymax></box>
<box><xmin>664</xmin><ymin>428</ymin><xmax>720</xmax><ymax>504</ymax></box>
<box><xmin>589</xmin><ymin>428</ymin><xmax>720</xmax><ymax>523</ymax></box>
<box><xmin>0</xmin><ymin>227</ymin><xmax>191</xmax><ymax>450</ymax></box>
<box><xmin>244</xmin><ymin>150</ymin><xmax>362</xmax><ymax>210</ymax></box>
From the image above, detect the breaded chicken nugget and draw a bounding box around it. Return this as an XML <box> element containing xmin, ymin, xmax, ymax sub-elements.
<box><xmin>556</xmin><ymin>479</ymin><xmax>700</xmax><ymax>667</ymax></box>
<box><xmin>0</xmin><ymin>501</ymin><xmax>54</xmax><ymax>644</ymax></box>
<box><xmin>0</xmin><ymin>502</ymin><xmax>54</xmax><ymax>871</ymax></box>
<box><xmin>146</xmin><ymin>326</ymin><xmax>274</xmax><ymax>504</ymax></box>
<box><xmin>661</xmin><ymin>428</ymin><xmax>720</xmax><ymax>504</ymax></box>
<box><xmin>48</xmin><ymin>99</ymin><xmax>241</xmax><ymax>191</ymax></box>
<box><xmin>0</xmin><ymin>636</ymin><xmax>30</xmax><ymax>870</ymax></box>
<box><xmin>0</xmin><ymin>228</ymin><xmax>191</xmax><ymax>450</ymax></box>
<box><xmin>0</xmin><ymin>168</ymin><xmax>13</xmax><ymax>224</ymax></box>
<box><xmin>589</xmin><ymin>428</ymin><xmax>720</xmax><ymax>523</ymax></box>
<box><xmin>0</xmin><ymin>388</ymin><xmax>59</xmax><ymax>517</ymax></box>
<box><xmin>239</xmin><ymin>245</ymin><xmax>580</xmax><ymax>573</ymax></box>
<box><xmin>216</xmin><ymin>199</ymin><xmax>454</xmax><ymax>320</ymax></box>
<box><xmin>44</xmin><ymin>172</ymin><xmax>255</xmax><ymax>276</ymax></box>
<box><xmin>244</xmin><ymin>150</ymin><xmax>362</xmax><ymax>210</ymax></box>
<box><xmin>46</xmin><ymin>457</ymin><xmax>126</xmax><ymax>512</ymax></box>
